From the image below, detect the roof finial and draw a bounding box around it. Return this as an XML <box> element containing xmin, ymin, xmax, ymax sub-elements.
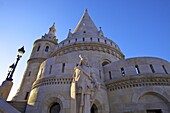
<box><xmin>52</xmin><ymin>22</ymin><xmax>55</xmax><ymax>27</ymax></box>
<box><xmin>98</xmin><ymin>26</ymin><xmax>104</xmax><ymax>37</ymax></box>
<box><xmin>85</xmin><ymin>8</ymin><xmax>88</xmax><ymax>13</ymax></box>
<box><xmin>69</xmin><ymin>29</ymin><xmax>71</xmax><ymax>32</ymax></box>
<box><xmin>48</xmin><ymin>22</ymin><xmax>56</xmax><ymax>36</ymax></box>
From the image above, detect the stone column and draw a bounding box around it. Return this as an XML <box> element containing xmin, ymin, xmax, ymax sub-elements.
<box><xmin>83</xmin><ymin>92</ymin><xmax>91</xmax><ymax>113</ymax></box>
<box><xmin>70</xmin><ymin>81</ymin><xmax>76</xmax><ymax>113</ymax></box>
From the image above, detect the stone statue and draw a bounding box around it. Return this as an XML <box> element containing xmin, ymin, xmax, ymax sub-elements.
<box><xmin>78</xmin><ymin>54</ymin><xmax>89</xmax><ymax>67</ymax></box>
<box><xmin>71</xmin><ymin>54</ymin><xmax>100</xmax><ymax>113</ymax></box>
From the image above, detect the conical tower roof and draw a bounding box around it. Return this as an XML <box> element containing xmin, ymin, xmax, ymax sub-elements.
<box><xmin>73</xmin><ymin>9</ymin><xmax>98</xmax><ymax>36</ymax></box>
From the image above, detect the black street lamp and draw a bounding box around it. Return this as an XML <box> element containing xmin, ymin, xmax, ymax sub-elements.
<box><xmin>6</xmin><ymin>46</ymin><xmax>25</xmax><ymax>81</ymax></box>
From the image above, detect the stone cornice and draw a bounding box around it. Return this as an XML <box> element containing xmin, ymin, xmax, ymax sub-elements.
<box><xmin>32</xmin><ymin>76</ymin><xmax>107</xmax><ymax>90</ymax></box>
<box><xmin>105</xmin><ymin>75</ymin><xmax>170</xmax><ymax>91</ymax></box>
<box><xmin>34</xmin><ymin>38</ymin><xmax>58</xmax><ymax>45</ymax></box>
<box><xmin>27</xmin><ymin>58</ymin><xmax>47</xmax><ymax>63</ymax></box>
<box><xmin>32</xmin><ymin>76</ymin><xmax>73</xmax><ymax>89</ymax></box>
<box><xmin>51</xmin><ymin>42</ymin><xmax>125</xmax><ymax>59</ymax></box>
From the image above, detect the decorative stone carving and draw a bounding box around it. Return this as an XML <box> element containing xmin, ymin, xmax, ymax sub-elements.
<box><xmin>71</xmin><ymin>55</ymin><xmax>100</xmax><ymax>113</ymax></box>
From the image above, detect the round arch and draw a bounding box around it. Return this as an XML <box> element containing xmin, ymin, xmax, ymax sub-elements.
<box><xmin>50</xmin><ymin>102</ymin><xmax>61</xmax><ymax>113</ymax></box>
<box><xmin>132</xmin><ymin>87</ymin><xmax>170</xmax><ymax>103</ymax></box>
<box><xmin>102</xmin><ymin>59</ymin><xmax>111</xmax><ymax>66</ymax></box>
<box><xmin>91</xmin><ymin>99</ymin><xmax>103</xmax><ymax>113</ymax></box>
<box><xmin>40</xmin><ymin>94</ymin><xmax>66</xmax><ymax>113</ymax></box>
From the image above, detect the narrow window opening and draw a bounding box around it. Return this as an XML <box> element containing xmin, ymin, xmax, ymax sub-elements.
<box><xmin>49</xmin><ymin>65</ymin><xmax>52</xmax><ymax>74</ymax></box>
<box><xmin>109</xmin><ymin>71</ymin><xmax>112</xmax><ymax>79</ymax></box>
<box><xmin>25</xmin><ymin>92</ymin><xmax>29</xmax><ymax>100</ymax></box>
<box><xmin>150</xmin><ymin>64</ymin><xmax>155</xmax><ymax>73</ymax></box>
<box><xmin>83</xmin><ymin>31</ymin><xmax>86</xmax><ymax>33</ymax></box>
<box><xmin>110</xmin><ymin>42</ymin><xmax>112</xmax><ymax>46</ymax></box>
<box><xmin>162</xmin><ymin>65</ymin><xmax>168</xmax><ymax>74</ymax></box>
<box><xmin>121</xmin><ymin>67</ymin><xmax>125</xmax><ymax>76</ymax></box>
<box><xmin>90</xmin><ymin>37</ymin><xmax>92</xmax><ymax>41</ymax></box>
<box><xmin>28</xmin><ymin>71</ymin><xmax>31</xmax><ymax>77</ymax></box>
<box><xmin>37</xmin><ymin>46</ymin><xmax>40</xmax><ymax>51</ymax></box>
<box><xmin>68</xmin><ymin>40</ymin><xmax>70</xmax><ymax>44</ymax></box>
<box><xmin>62</xmin><ymin>63</ymin><xmax>65</xmax><ymax>73</ymax></box>
<box><xmin>135</xmin><ymin>65</ymin><xmax>140</xmax><ymax>74</ymax></box>
<box><xmin>105</xmin><ymin>40</ymin><xmax>107</xmax><ymax>44</ymax></box>
<box><xmin>45</xmin><ymin>46</ymin><xmax>49</xmax><ymax>52</ymax></box>
<box><xmin>75</xmin><ymin>38</ymin><xmax>77</xmax><ymax>42</ymax></box>
<box><xmin>83</xmin><ymin>37</ymin><xmax>85</xmax><ymax>41</ymax></box>
<box><xmin>99</xmin><ymin>70</ymin><xmax>101</xmax><ymax>79</ymax></box>
<box><xmin>62</xmin><ymin>43</ymin><xmax>64</xmax><ymax>46</ymax></box>
<box><xmin>98</xmin><ymin>38</ymin><xmax>100</xmax><ymax>42</ymax></box>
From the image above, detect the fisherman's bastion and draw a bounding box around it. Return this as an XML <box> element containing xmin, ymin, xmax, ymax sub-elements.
<box><xmin>0</xmin><ymin>9</ymin><xmax>170</xmax><ymax>113</ymax></box>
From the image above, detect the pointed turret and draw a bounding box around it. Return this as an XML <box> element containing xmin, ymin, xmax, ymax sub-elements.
<box><xmin>98</xmin><ymin>27</ymin><xmax>104</xmax><ymax>37</ymax></box>
<box><xmin>41</xmin><ymin>23</ymin><xmax>58</xmax><ymax>43</ymax></box>
<box><xmin>48</xmin><ymin>22</ymin><xmax>56</xmax><ymax>36</ymax></box>
<box><xmin>73</xmin><ymin>9</ymin><xmax>98</xmax><ymax>36</ymax></box>
<box><xmin>67</xmin><ymin>29</ymin><xmax>73</xmax><ymax>38</ymax></box>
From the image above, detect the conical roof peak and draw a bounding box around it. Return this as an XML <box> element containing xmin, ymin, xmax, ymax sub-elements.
<box><xmin>73</xmin><ymin>9</ymin><xmax>98</xmax><ymax>35</ymax></box>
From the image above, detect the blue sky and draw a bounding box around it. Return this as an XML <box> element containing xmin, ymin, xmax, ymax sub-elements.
<box><xmin>0</xmin><ymin>0</ymin><xmax>169</xmax><ymax>100</ymax></box>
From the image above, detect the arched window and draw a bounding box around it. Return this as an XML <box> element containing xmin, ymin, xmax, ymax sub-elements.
<box><xmin>91</xmin><ymin>104</ymin><xmax>98</xmax><ymax>113</ymax></box>
<box><xmin>37</xmin><ymin>45</ymin><xmax>40</xmax><ymax>51</ymax></box>
<box><xmin>50</xmin><ymin>103</ymin><xmax>60</xmax><ymax>113</ymax></box>
<box><xmin>102</xmin><ymin>60</ymin><xmax>111</xmax><ymax>66</ymax></box>
<box><xmin>45</xmin><ymin>46</ymin><xmax>49</xmax><ymax>52</ymax></box>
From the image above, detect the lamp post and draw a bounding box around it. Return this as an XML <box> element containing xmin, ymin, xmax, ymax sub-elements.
<box><xmin>6</xmin><ymin>46</ymin><xmax>25</xmax><ymax>81</ymax></box>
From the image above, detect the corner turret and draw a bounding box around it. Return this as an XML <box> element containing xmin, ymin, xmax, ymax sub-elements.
<box><xmin>12</xmin><ymin>23</ymin><xmax>58</xmax><ymax>101</ymax></box>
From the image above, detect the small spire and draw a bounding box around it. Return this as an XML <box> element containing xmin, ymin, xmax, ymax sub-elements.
<box><xmin>98</xmin><ymin>26</ymin><xmax>104</xmax><ymax>37</ymax></box>
<box><xmin>52</xmin><ymin>22</ymin><xmax>55</xmax><ymax>28</ymax></box>
<box><xmin>69</xmin><ymin>29</ymin><xmax>71</xmax><ymax>32</ymax></box>
<box><xmin>85</xmin><ymin>8</ymin><xmax>88</xmax><ymax>13</ymax></box>
<box><xmin>67</xmin><ymin>29</ymin><xmax>72</xmax><ymax>38</ymax></box>
<box><xmin>73</xmin><ymin>9</ymin><xmax>98</xmax><ymax>35</ymax></box>
<box><xmin>48</xmin><ymin>22</ymin><xmax>56</xmax><ymax>35</ymax></box>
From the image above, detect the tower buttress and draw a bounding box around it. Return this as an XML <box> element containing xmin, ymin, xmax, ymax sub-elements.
<box><xmin>12</xmin><ymin>23</ymin><xmax>58</xmax><ymax>101</ymax></box>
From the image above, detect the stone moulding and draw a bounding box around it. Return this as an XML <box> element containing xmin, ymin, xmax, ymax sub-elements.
<box><xmin>32</xmin><ymin>76</ymin><xmax>107</xmax><ymax>90</ymax></box>
<box><xmin>32</xmin><ymin>76</ymin><xmax>73</xmax><ymax>89</ymax></box>
<box><xmin>51</xmin><ymin>42</ymin><xmax>125</xmax><ymax>59</ymax></box>
<box><xmin>34</xmin><ymin>38</ymin><xmax>58</xmax><ymax>45</ymax></box>
<box><xmin>105</xmin><ymin>75</ymin><xmax>170</xmax><ymax>91</ymax></box>
<box><xmin>27</xmin><ymin>58</ymin><xmax>47</xmax><ymax>63</ymax></box>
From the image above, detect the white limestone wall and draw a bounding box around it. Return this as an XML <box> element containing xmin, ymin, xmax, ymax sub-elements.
<box><xmin>107</xmin><ymin>86</ymin><xmax>170</xmax><ymax>113</ymax></box>
<box><xmin>26</xmin><ymin>75</ymin><xmax>110</xmax><ymax>113</ymax></box>
<box><xmin>103</xmin><ymin>57</ymin><xmax>170</xmax><ymax>81</ymax></box>
<box><xmin>57</xmin><ymin>36</ymin><xmax>120</xmax><ymax>51</ymax></box>
<box><xmin>30</xmin><ymin>39</ymin><xmax>57</xmax><ymax>59</ymax></box>
<box><xmin>104</xmin><ymin>57</ymin><xmax>170</xmax><ymax>113</ymax></box>
<box><xmin>37</xmin><ymin>50</ymin><xmax>119</xmax><ymax>82</ymax></box>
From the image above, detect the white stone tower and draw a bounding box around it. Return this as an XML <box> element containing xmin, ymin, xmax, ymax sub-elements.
<box><xmin>12</xmin><ymin>23</ymin><xmax>58</xmax><ymax>101</ymax></box>
<box><xmin>25</xmin><ymin>9</ymin><xmax>124</xmax><ymax>113</ymax></box>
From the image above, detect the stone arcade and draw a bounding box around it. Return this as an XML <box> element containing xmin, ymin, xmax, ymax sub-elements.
<box><xmin>0</xmin><ymin>9</ymin><xmax>170</xmax><ymax>113</ymax></box>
